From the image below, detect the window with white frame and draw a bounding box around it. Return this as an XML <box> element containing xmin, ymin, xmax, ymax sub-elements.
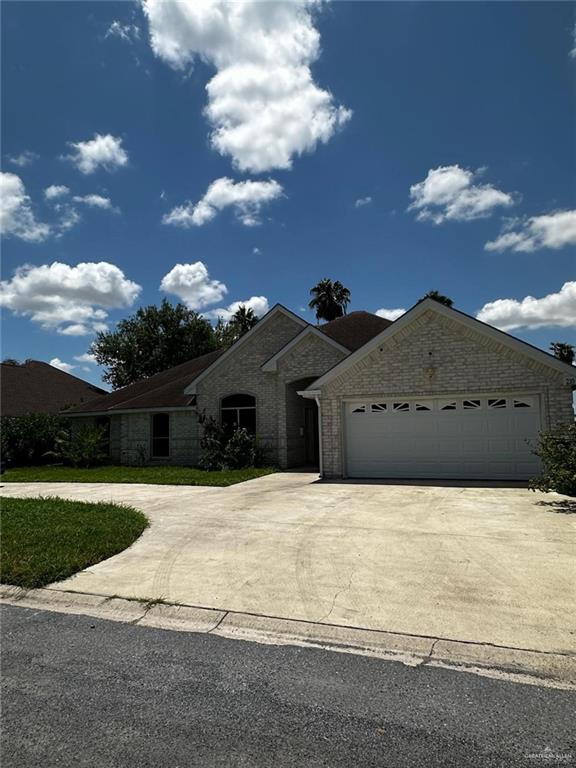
<box><xmin>151</xmin><ymin>413</ymin><xmax>170</xmax><ymax>458</ymax></box>
<box><xmin>221</xmin><ymin>394</ymin><xmax>256</xmax><ymax>434</ymax></box>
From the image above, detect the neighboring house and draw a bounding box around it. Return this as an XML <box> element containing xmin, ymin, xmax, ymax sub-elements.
<box><xmin>65</xmin><ymin>300</ymin><xmax>575</xmax><ymax>480</ymax></box>
<box><xmin>1</xmin><ymin>359</ymin><xmax>106</xmax><ymax>417</ymax></box>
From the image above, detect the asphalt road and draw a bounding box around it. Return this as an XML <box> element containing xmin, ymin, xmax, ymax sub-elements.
<box><xmin>2</xmin><ymin>605</ymin><xmax>575</xmax><ymax>768</ymax></box>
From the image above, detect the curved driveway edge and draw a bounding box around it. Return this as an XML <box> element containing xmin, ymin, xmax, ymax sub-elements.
<box><xmin>1</xmin><ymin>472</ymin><xmax>574</xmax><ymax>659</ymax></box>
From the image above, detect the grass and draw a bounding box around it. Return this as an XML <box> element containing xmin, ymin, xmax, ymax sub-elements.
<box><xmin>1</xmin><ymin>465</ymin><xmax>277</xmax><ymax>487</ymax></box>
<box><xmin>0</xmin><ymin>496</ymin><xmax>148</xmax><ymax>589</ymax></box>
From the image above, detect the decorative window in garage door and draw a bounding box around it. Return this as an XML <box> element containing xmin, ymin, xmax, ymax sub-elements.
<box><xmin>393</xmin><ymin>402</ymin><xmax>410</xmax><ymax>412</ymax></box>
<box><xmin>415</xmin><ymin>402</ymin><xmax>432</xmax><ymax>411</ymax></box>
<box><xmin>371</xmin><ymin>403</ymin><xmax>387</xmax><ymax>413</ymax></box>
<box><xmin>440</xmin><ymin>401</ymin><xmax>457</xmax><ymax>410</ymax></box>
<box><xmin>513</xmin><ymin>398</ymin><xmax>534</xmax><ymax>408</ymax></box>
<box><xmin>351</xmin><ymin>404</ymin><xmax>366</xmax><ymax>413</ymax></box>
<box><xmin>463</xmin><ymin>399</ymin><xmax>481</xmax><ymax>410</ymax></box>
<box><xmin>488</xmin><ymin>398</ymin><xmax>507</xmax><ymax>409</ymax></box>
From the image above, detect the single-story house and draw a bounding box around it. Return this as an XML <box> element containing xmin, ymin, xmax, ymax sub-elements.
<box><xmin>65</xmin><ymin>299</ymin><xmax>575</xmax><ymax>480</ymax></box>
<box><xmin>1</xmin><ymin>359</ymin><xmax>107</xmax><ymax>417</ymax></box>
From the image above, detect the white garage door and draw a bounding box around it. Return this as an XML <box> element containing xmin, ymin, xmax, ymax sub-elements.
<box><xmin>345</xmin><ymin>395</ymin><xmax>542</xmax><ymax>480</ymax></box>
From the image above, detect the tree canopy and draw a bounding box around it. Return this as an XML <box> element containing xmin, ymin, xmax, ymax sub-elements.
<box><xmin>550</xmin><ymin>342</ymin><xmax>575</xmax><ymax>365</ymax></box>
<box><xmin>308</xmin><ymin>279</ymin><xmax>351</xmax><ymax>322</ymax></box>
<box><xmin>420</xmin><ymin>290</ymin><xmax>454</xmax><ymax>307</ymax></box>
<box><xmin>91</xmin><ymin>300</ymin><xmax>218</xmax><ymax>389</ymax></box>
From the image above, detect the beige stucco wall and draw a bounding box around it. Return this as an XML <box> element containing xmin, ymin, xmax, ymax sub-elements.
<box><xmin>318</xmin><ymin>309</ymin><xmax>575</xmax><ymax>477</ymax></box>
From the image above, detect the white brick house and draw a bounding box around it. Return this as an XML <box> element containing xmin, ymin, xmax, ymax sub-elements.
<box><xmin>67</xmin><ymin>300</ymin><xmax>575</xmax><ymax>480</ymax></box>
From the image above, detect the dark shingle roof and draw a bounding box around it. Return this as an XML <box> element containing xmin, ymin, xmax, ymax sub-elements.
<box><xmin>318</xmin><ymin>311</ymin><xmax>392</xmax><ymax>351</ymax></box>
<box><xmin>64</xmin><ymin>311</ymin><xmax>392</xmax><ymax>415</ymax></box>
<box><xmin>1</xmin><ymin>360</ymin><xmax>107</xmax><ymax>417</ymax></box>
<box><xmin>65</xmin><ymin>349</ymin><xmax>224</xmax><ymax>415</ymax></box>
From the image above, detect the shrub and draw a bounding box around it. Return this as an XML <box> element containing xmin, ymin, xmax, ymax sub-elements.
<box><xmin>198</xmin><ymin>415</ymin><xmax>226</xmax><ymax>471</ymax></box>
<box><xmin>1</xmin><ymin>413</ymin><xmax>67</xmax><ymax>467</ymax></box>
<box><xmin>529</xmin><ymin>423</ymin><xmax>576</xmax><ymax>497</ymax></box>
<box><xmin>198</xmin><ymin>414</ymin><xmax>264</xmax><ymax>471</ymax></box>
<box><xmin>46</xmin><ymin>426</ymin><xmax>109</xmax><ymax>468</ymax></box>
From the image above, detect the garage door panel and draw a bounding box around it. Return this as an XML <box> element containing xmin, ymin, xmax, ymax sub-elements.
<box><xmin>345</xmin><ymin>395</ymin><xmax>541</xmax><ymax>480</ymax></box>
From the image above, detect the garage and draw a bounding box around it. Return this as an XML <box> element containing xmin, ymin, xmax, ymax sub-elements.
<box><xmin>344</xmin><ymin>394</ymin><xmax>543</xmax><ymax>480</ymax></box>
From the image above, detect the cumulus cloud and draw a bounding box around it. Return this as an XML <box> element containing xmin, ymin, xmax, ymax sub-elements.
<box><xmin>72</xmin><ymin>194</ymin><xmax>119</xmax><ymax>212</ymax></box>
<box><xmin>485</xmin><ymin>210</ymin><xmax>576</xmax><ymax>253</ymax></box>
<box><xmin>64</xmin><ymin>133</ymin><xmax>129</xmax><ymax>175</ymax></box>
<box><xmin>408</xmin><ymin>165</ymin><xmax>515</xmax><ymax>224</ymax></box>
<box><xmin>476</xmin><ymin>282</ymin><xmax>576</xmax><ymax>331</ymax></box>
<box><xmin>163</xmin><ymin>177</ymin><xmax>283</xmax><ymax>227</ymax></box>
<box><xmin>50</xmin><ymin>357</ymin><xmax>76</xmax><ymax>373</ymax></box>
<box><xmin>7</xmin><ymin>150</ymin><xmax>39</xmax><ymax>168</ymax></box>
<box><xmin>375</xmin><ymin>307</ymin><xmax>406</xmax><ymax>321</ymax></box>
<box><xmin>44</xmin><ymin>185</ymin><xmax>70</xmax><ymax>200</ymax></box>
<box><xmin>74</xmin><ymin>352</ymin><xmax>97</xmax><ymax>364</ymax></box>
<box><xmin>355</xmin><ymin>196</ymin><xmax>372</xmax><ymax>208</ymax></box>
<box><xmin>106</xmin><ymin>20</ymin><xmax>141</xmax><ymax>43</ymax></box>
<box><xmin>0</xmin><ymin>172</ymin><xmax>51</xmax><ymax>242</ymax></box>
<box><xmin>0</xmin><ymin>262</ymin><xmax>141</xmax><ymax>336</ymax></box>
<box><xmin>160</xmin><ymin>262</ymin><xmax>228</xmax><ymax>310</ymax></box>
<box><xmin>142</xmin><ymin>0</ymin><xmax>351</xmax><ymax>173</ymax></box>
<box><xmin>205</xmin><ymin>296</ymin><xmax>270</xmax><ymax>321</ymax></box>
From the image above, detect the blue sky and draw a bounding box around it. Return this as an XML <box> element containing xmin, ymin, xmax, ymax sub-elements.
<box><xmin>1</xmin><ymin>1</ymin><xmax>575</xmax><ymax>388</ymax></box>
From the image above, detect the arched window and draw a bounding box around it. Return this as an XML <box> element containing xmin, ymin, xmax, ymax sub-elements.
<box><xmin>151</xmin><ymin>413</ymin><xmax>170</xmax><ymax>457</ymax></box>
<box><xmin>221</xmin><ymin>394</ymin><xmax>256</xmax><ymax>435</ymax></box>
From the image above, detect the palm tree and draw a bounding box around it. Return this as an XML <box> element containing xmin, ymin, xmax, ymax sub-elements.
<box><xmin>420</xmin><ymin>290</ymin><xmax>454</xmax><ymax>307</ymax></box>
<box><xmin>230</xmin><ymin>305</ymin><xmax>259</xmax><ymax>337</ymax></box>
<box><xmin>550</xmin><ymin>342</ymin><xmax>575</xmax><ymax>365</ymax></box>
<box><xmin>308</xmin><ymin>279</ymin><xmax>351</xmax><ymax>322</ymax></box>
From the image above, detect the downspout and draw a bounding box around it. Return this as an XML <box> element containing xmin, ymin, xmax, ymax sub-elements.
<box><xmin>314</xmin><ymin>394</ymin><xmax>323</xmax><ymax>478</ymax></box>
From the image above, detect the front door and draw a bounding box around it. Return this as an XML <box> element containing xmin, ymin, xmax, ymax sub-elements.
<box><xmin>304</xmin><ymin>405</ymin><xmax>319</xmax><ymax>466</ymax></box>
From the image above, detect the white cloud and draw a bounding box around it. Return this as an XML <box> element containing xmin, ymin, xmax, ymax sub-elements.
<box><xmin>72</xmin><ymin>194</ymin><xmax>119</xmax><ymax>213</ymax></box>
<box><xmin>0</xmin><ymin>172</ymin><xmax>51</xmax><ymax>242</ymax></box>
<box><xmin>142</xmin><ymin>0</ymin><xmax>351</xmax><ymax>173</ymax></box>
<box><xmin>106</xmin><ymin>21</ymin><xmax>141</xmax><ymax>43</ymax></box>
<box><xmin>205</xmin><ymin>295</ymin><xmax>270</xmax><ymax>321</ymax></box>
<box><xmin>408</xmin><ymin>165</ymin><xmax>515</xmax><ymax>224</ymax></box>
<box><xmin>375</xmin><ymin>307</ymin><xmax>406</xmax><ymax>321</ymax></box>
<box><xmin>252</xmin><ymin>247</ymin><xmax>261</xmax><ymax>255</ymax></box>
<box><xmin>355</xmin><ymin>196</ymin><xmax>372</xmax><ymax>208</ymax></box>
<box><xmin>160</xmin><ymin>262</ymin><xmax>228</xmax><ymax>310</ymax></box>
<box><xmin>485</xmin><ymin>210</ymin><xmax>576</xmax><ymax>253</ymax></box>
<box><xmin>74</xmin><ymin>352</ymin><xmax>97</xmax><ymax>364</ymax></box>
<box><xmin>7</xmin><ymin>150</ymin><xmax>39</xmax><ymax>168</ymax></box>
<box><xmin>50</xmin><ymin>357</ymin><xmax>76</xmax><ymax>373</ymax></box>
<box><xmin>0</xmin><ymin>262</ymin><xmax>141</xmax><ymax>336</ymax></box>
<box><xmin>44</xmin><ymin>185</ymin><xmax>70</xmax><ymax>200</ymax></box>
<box><xmin>64</xmin><ymin>133</ymin><xmax>129</xmax><ymax>175</ymax></box>
<box><xmin>163</xmin><ymin>177</ymin><xmax>283</xmax><ymax>227</ymax></box>
<box><xmin>476</xmin><ymin>282</ymin><xmax>576</xmax><ymax>331</ymax></box>
<box><xmin>570</xmin><ymin>24</ymin><xmax>576</xmax><ymax>59</ymax></box>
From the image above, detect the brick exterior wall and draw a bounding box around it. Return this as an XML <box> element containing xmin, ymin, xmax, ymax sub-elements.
<box><xmin>318</xmin><ymin>310</ymin><xmax>575</xmax><ymax>477</ymax></box>
<box><xmin>275</xmin><ymin>333</ymin><xmax>347</xmax><ymax>467</ymax></box>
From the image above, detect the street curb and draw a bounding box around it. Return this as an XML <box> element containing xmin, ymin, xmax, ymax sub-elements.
<box><xmin>2</xmin><ymin>586</ymin><xmax>575</xmax><ymax>688</ymax></box>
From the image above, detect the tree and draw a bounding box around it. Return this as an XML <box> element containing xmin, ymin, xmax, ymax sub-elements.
<box><xmin>308</xmin><ymin>279</ymin><xmax>351</xmax><ymax>322</ymax></box>
<box><xmin>213</xmin><ymin>305</ymin><xmax>259</xmax><ymax>349</ymax></box>
<box><xmin>91</xmin><ymin>300</ymin><xmax>217</xmax><ymax>389</ymax></box>
<box><xmin>550</xmin><ymin>342</ymin><xmax>575</xmax><ymax>365</ymax></box>
<box><xmin>420</xmin><ymin>290</ymin><xmax>454</xmax><ymax>307</ymax></box>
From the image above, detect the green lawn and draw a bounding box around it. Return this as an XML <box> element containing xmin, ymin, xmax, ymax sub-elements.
<box><xmin>1</xmin><ymin>465</ymin><xmax>277</xmax><ymax>486</ymax></box>
<box><xmin>0</xmin><ymin>496</ymin><xmax>148</xmax><ymax>588</ymax></box>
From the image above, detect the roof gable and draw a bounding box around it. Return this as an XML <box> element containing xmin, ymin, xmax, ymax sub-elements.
<box><xmin>309</xmin><ymin>299</ymin><xmax>575</xmax><ymax>389</ymax></box>
<box><xmin>184</xmin><ymin>304</ymin><xmax>307</xmax><ymax>394</ymax></box>
<box><xmin>261</xmin><ymin>325</ymin><xmax>350</xmax><ymax>371</ymax></box>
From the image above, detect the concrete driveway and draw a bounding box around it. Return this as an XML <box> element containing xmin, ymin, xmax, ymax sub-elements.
<box><xmin>1</xmin><ymin>473</ymin><xmax>574</xmax><ymax>655</ymax></box>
